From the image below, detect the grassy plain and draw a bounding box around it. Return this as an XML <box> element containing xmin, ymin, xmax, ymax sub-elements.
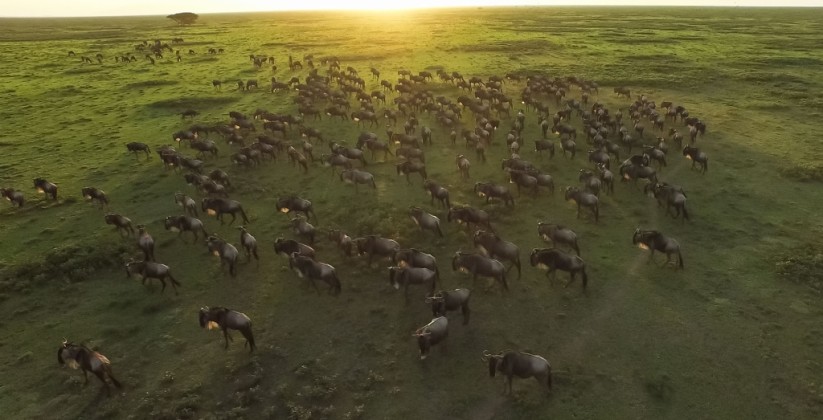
<box><xmin>1</xmin><ymin>6</ymin><xmax>822</xmax><ymax>420</ymax></box>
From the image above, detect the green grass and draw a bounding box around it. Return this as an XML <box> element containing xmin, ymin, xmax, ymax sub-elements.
<box><xmin>1</xmin><ymin>6</ymin><xmax>823</xmax><ymax>419</ymax></box>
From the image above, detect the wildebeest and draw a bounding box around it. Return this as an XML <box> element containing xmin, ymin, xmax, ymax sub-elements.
<box><xmin>206</xmin><ymin>235</ymin><xmax>239</xmax><ymax>277</ymax></box>
<box><xmin>201</xmin><ymin>197</ymin><xmax>249</xmax><ymax>225</ymax></box>
<box><xmin>564</xmin><ymin>186</ymin><xmax>599</xmax><ymax>222</ymax></box>
<box><xmin>212</xmin><ymin>80</ymin><xmax>222</xmax><ymax>89</ymax></box>
<box><xmin>81</xmin><ymin>187</ymin><xmax>108</xmax><ymax>208</ymax></box>
<box><xmin>447</xmin><ymin>205</ymin><xmax>494</xmax><ymax>232</ymax></box>
<box><xmin>33</xmin><ymin>178</ymin><xmax>58</xmax><ymax>200</ymax></box>
<box><xmin>456</xmin><ymin>155</ymin><xmax>471</xmax><ymax>179</ymax></box>
<box><xmin>1</xmin><ymin>188</ymin><xmax>24</xmax><ymax>207</ymax></box>
<box><xmin>136</xmin><ymin>225</ymin><xmax>155</xmax><ymax>261</ymax></box>
<box><xmin>426</xmin><ymin>289</ymin><xmax>470</xmax><ymax>325</ymax></box>
<box><xmin>682</xmin><ymin>146</ymin><xmax>708</xmax><ymax>173</ymax></box>
<box><xmin>632</xmin><ymin>228</ymin><xmax>684</xmax><ymax>269</ymax></box>
<box><xmin>534</xmin><ymin>139</ymin><xmax>555</xmax><ymax>157</ymax></box>
<box><xmin>356</xmin><ymin>235</ymin><xmax>401</xmax><ymax>266</ymax></box>
<box><xmin>412</xmin><ymin>316</ymin><xmax>448</xmax><ymax>360</ymax></box>
<box><xmin>537</xmin><ymin>222</ymin><xmax>580</xmax><ymax>256</ymax></box>
<box><xmin>274</xmin><ymin>237</ymin><xmax>315</xmax><ymax>259</ymax></box>
<box><xmin>181</xmin><ymin>109</ymin><xmax>199</xmax><ymax>119</ymax></box>
<box><xmin>396</xmin><ymin>160</ymin><xmax>428</xmax><ymax>184</ymax></box>
<box><xmin>578</xmin><ymin>169</ymin><xmax>602</xmax><ymax>197</ymax></box>
<box><xmin>642</xmin><ymin>145</ymin><xmax>667</xmax><ymax>168</ymax></box>
<box><xmin>288</xmin><ymin>253</ymin><xmax>341</xmax><ymax>295</ymax></box>
<box><xmin>474</xmin><ymin>182</ymin><xmax>514</xmax><ymax>207</ymax></box>
<box><xmin>423</xmin><ymin>180</ymin><xmax>451</xmax><ymax>208</ymax></box>
<box><xmin>646</xmin><ymin>182</ymin><xmax>689</xmax><ymax>221</ymax></box>
<box><xmin>164</xmin><ymin>215</ymin><xmax>208</xmax><ymax>242</ymax></box>
<box><xmin>474</xmin><ymin>230</ymin><xmax>521</xmax><ymax>279</ymax></box>
<box><xmin>408</xmin><ymin>206</ymin><xmax>443</xmax><ymax>237</ymax></box>
<box><xmin>198</xmin><ymin>307</ymin><xmax>256</xmax><ymax>352</ymax></box>
<box><xmin>126</xmin><ymin>142</ymin><xmax>151</xmax><ymax>160</ymax></box>
<box><xmin>125</xmin><ymin>259</ymin><xmax>181</xmax><ymax>294</ymax></box>
<box><xmin>57</xmin><ymin>340</ymin><xmax>122</xmax><ymax>392</ymax></box>
<box><xmin>619</xmin><ymin>161</ymin><xmax>658</xmax><ymax>186</ymax></box>
<box><xmin>388</xmin><ymin>266</ymin><xmax>437</xmax><ymax>303</ymax></box>
<box><xmin>277</xmin><ymin>196</ymin><xmax>316</xmax><ymax>220</ymax></box>
<box><xmin>614</xmin><ymin>86</ymin><xmax>631</xmax><ymax>98</ymax></box>
<box><xmin>339</xmin><ymin>169</ymin><xmax>376</xmax><ymax>192</ymax></box>
<box><xmin>237</xmin><ymin>226</ymin><xmax>259</xmax><ymax>263</ymax></box>
<box><xmin>105</xmin><ymin>213</ymin><xmax>134</xmax><ymax>236</ymax></box>
<box><xmin>452</xmin><ymin>251</ymin><xmax>508</xmax><ymax>291</ymax></box>
<box><xmin>529</xmin><ymin>248</ymin><xmax>588</xmax><ymax>290</ymax></box>
<box><xmin>482</xmin><ymin>350</ymin><xmax>552</xmax><ymax>395</ymax></box>
<box><xmin>174</xmin><ymin>192</ymin><xmax>198</xmax><ymax>216</ymax></box>
<box><xmin>392</xmin><ymin>248</ymin><xmax>439</xmax><ymax>276</ymax></box>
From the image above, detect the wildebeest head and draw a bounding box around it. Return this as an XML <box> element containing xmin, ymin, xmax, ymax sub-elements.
<box><xmin>482</xmin><ymin>350</ymin><xmax>503</xmax><ymax>377</ymax></box>
<box><xmin>425</xmin><ymin>292</ymin><xmax>446</xmax><ymax>316</ymax></box>
<box><xmin>413</xmin><ymin>328</ymin><xmax>433</xmax><ymax>359</ymax></box>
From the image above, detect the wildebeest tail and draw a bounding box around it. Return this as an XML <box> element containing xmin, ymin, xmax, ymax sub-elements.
<box><xmin>581</xmin><ymin>268</ymin><xmax>589</xmax><ymax>290</ymax></box>
<box><xmin>241</xmin><ymin>327</ymin><xmax>256</xmax><ymax>352</ymax></box>
<box><xmin>678</xmin><ymin>251</ymin><xmax>684</xmax><ymax>269</ymax></box>
<box><xmin>239</xmin><ymin>206</ymin><xmax>249</xmax><ymax>224</ymax></box>
<box><xmin>682</xmin><ymin>204</ymin><xmax>689</xmax><ymax>221</ymax></box>
<box><xmin>106</xmin><ymin>367</ymin><xmax>123</xmax><ymax>388</ymax></box>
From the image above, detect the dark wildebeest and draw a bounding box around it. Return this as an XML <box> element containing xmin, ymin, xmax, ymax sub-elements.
<box><xmin>452</xmin><ymin>251</ymin><xmax>508</xmax><ymax>291</ymax></box>
<box><xmin>164</xmin><ymin>215</ymin><xmax>208</xmax><ymax>242</ymax></box>
<box><xmin>447</xmin><ymin>205</ymin><xmax>494</xmax><ymax>232</ymax></box>
<box><xmin>393</xmin><ymin>248</ymin><xmax>439</xmax><ymax>276</ymax></box>
<box><xmin>456</xmin><ymin>155</ymin><xmax>471</xmax><ymax>179</ymax></box>
<box><xmin>423</xmin><ymin>180</ymin><xmax>451</xmax><ymax>208</ymax></box>
<box><xmin>181</xmin><ymin>109</ymin><xmax>199</xmax><ymax>119</ymax></box>
<box><xmin>408</xmin><ymin>206</ymin><xmax>443</xmax><ymax>237</ymax></box>
<box><xmin>388</xmin><ymin>266</ymin><xmax>437</xmax><ymax>304</ymax></box>
<box><xmin>212</xmin><ymin>80</ymin><xmax>222</xmax><ymax>89</ymax></box>
<box><xmin>288</xmin><ymin>253</ymin><xmax>342</xmax><ymax>295</ymax></box>
<box><xmin>33</xmin><ymin>178</ymin><xmax>58</xmax><ymax>200</ymax></box>
<box><xmin>396</xmin><ymin>160</ymin><xmax>428</xmax><ymax>184</ymax></box>
<box><xmin>475</xmin><ymin>182</ymin><xmax>515</xmax><ymax>207</ymax></box>
<box><xmin>529</xmin><ymin>248</ymin><xmax>589</xmax><ymax>294</ymax></box>
<box><xmin>1</xmin><ymin>188</ymin><xmax>24</xmax><ymax>207</ymax></box>
<box><xmin>356</xmin><ymin>235</ymin><xmax>401</xmax><ymax>266</ymax></box>
<box><xmin>632</xmin><ymin>228</ymin><xmax>684</xmax><ymax>269</ymax></box>
<box><xmin>198</xmin><ymin>307</ymin><xmax>256</xmax><ymax>352</ymax></box>
<box><xmin>237</xmin><ymin>226</ymin><xmax>259</xmax><ymax>263</ymax></box>
<box><xmin>201</xmin><ymin>197</ymin><xmax>249</xmax><ymax>225</ymax></box>
<box><xmin>126</xmin><ymin>142</ymin><xmax>151</xmax><ymax>160</ymax></box>
<box><xmin>339</xmin><ymin>169</ymin><xmax>376</xmax><ymax>192</ymax></box>
<box><xmin>682</xmin><ymin>146</ymin><xmax>708</xmax><ymax>173</ymax></box>
<box><xmin>104</xmin><ymin>213</ymin><xmax>134</xmax><ymax>236</ymax></box>
<box><xmin>136</xmin><ymin>225</ymin><xmax>155</xmax><ymax>261</ymax></box>
<box><xmin>534</xmin><ymin>139</ymin><xmax>555</xmax><ymax>158</ymax></box>
<box><xmin>646</xmin><ymin>182</ymin><xmax>689</xmax><ymax>221</ymax></box>
<box><xmin>578</xmin><ymin>169</ymin><xmax>602</xmax><ymax>197</ymax></box>
<box><xmin>537</xmin><ymin>222</ymin><xmax>580</xmax><ymax>256</ymax></box>
<box><xmin>412</xmin><ymin>316</ymin><xmax>448</xmax><ymax>360</ymax></box>
<box><xmin>274</xmin><ymin>237</ymin><xmax>315</xmax><ymax>259</ymax></box>
<box><xmin>482</xmin><ymin>350</ymin><xmax>552</xmax><ymax>395</ymax></box>
<box><xmin>125</xmin><ymin>259</ymin><xmax>181</xmax><ymax>294</ymax></box>
<box><xmin>276</xmin><ymin>196</ymin><xmax>316</xmax><ymax>220</ymax></box>
<box><xmin>473</xmin><ymin>230</ymin><xmax>521</xmax><ymax>279</ymax></box>
<box><xmin>81</xmin><ymin>187</ymin><xmax>108</xmax><ymax>208</ymax></box>
<box><xmin>642</xmin><ymin>145</ymin><xmax>667</xmax><ymax>169</ymax></box>
<box><xmin>426</xmin><ymin>289</ymin><xmax>471</xmax><ymax>325</ymax></box>
<box><xmin>206</xmin><ymin>235</ymin><xmax>239</xmax><ymax>277</ymax></box>
<box><xmin>174</xmin><ymin>192</ymin><xmax>198</xmax><ymax>216</ymax></box>
<box><xmin>564</xmin><ymin>187</ymin><xmax>599</xmax><ymax>222</ymax></box>
<box><xmin>326</xmin><ymin>229</ymin><xmax>355</xmax><ymax>257</ymax></box>
<box><xmin>57</xmin><ymin>340</ymin><xmax>122</xmax><ymax>392</ymax></box>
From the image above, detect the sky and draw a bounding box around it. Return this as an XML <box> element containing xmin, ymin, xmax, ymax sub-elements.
<box><xmin>1</xmin><ymin>0</ymin><xmax>820</xmax><ymax>17</ymax></box>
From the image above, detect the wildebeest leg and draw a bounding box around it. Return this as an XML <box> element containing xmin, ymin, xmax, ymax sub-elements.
<box><xmin>92</xmin><ymin>369</ymin><xmax>108</xmax><ymax>387</ymax></box>
<box><xmin>159</xmin><ymin>278</ymin><xmax>167</xmax><ymax>293</ymax></box>
<box><xmin>83</xmin><ymin>369</ymin><xmax>89</xmax><ymax>384</ymax></box>
<box><xmin>228</xmin><ymin>212</ymin><xmax>237</xmax><ymax>225</ymax></box>
<box><xmin>462</xmin><ymin>304</ymin><xmax>470</xmax><ymax>325</ymax></box>
<box><xmin>565</xmin><ymin>272</ymin><xmax>577</xmax><ymax>288</ymax></box>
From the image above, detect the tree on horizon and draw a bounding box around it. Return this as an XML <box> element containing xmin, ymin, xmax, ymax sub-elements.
<box><xmin>167</xmin><ymin>12</ymin><xmax>199</xmax><ymax>25</ymax></box>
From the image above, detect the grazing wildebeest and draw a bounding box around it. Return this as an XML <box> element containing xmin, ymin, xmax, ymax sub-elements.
<box><xmin>646</xmin><ymin>182</ymin><xmax>689</xmax><ymax>221</ymax></box>
<box><xmin>237</xmin><ymin>226</ymin><xmax>259</xmax><ymax>263</ymax></box>
<box><xmin>474</xmin><ymin>182</ymin><xmax>515</xmax><ymax>207</ymax></box>
<box><xmin>452</xmin><ymin>251</ymin><xmax>508</xmax><ymax>291</ymax></box>
<box><xmin>482</xmin><ymin>350</ymin><xmax>552</xmax><ymax>395</ymax></box>
<box><xmin>81</xmin><ymin>187</ymin><xmax>108</xmax><ymax>208</ymax></box>
<box><xmin>530</xmin><ymin>248</ymin><xmax>588</xmax><ymax>290</ymax></box>
<box><xmin>199</xmin><ymin>307</ymin><xmax>256</xmax><ymax>352</ymax></box>
<box><xmin>201</xmin><ymin>197</ymin><xmax>249</xmax><ymax>225</ymax></box>
<box><xmin>274</xmin><ymin>237</ymin><xmax>315</xmax><ymax>259</ymax></box>
<box><xmin>164</xmin><ymin>215</ymin><xmax>208</xmax><ymax>242</ymax></box>
<box><xmin>423</xmin><ymin>180</ymin><xmax>451</xmax><ymax>208</ymax></box>
<box><xmin>412</xmin><ymin>316</ymin><xmax>448</xmax><ymax>360</ymax></box>
<box><xmin>174</xmin><ymin>192</ymin><xmax>198</xmax><ymax>216</ymax></box>
<box><xmin>632</xmin><ymin>228</ymin><xmax>684</xmax><ymax>269</ymax></box>
<box><xmin>104</xmin><ymin>213</ymin><xmax>134</xmax><ymax>236</ymax></box>
<box><xmin>136</xmin><ymin>225</ymin><xmax>155</xmax><ymax>261</ymax></box>
<box><xmin>537</xmin><ymin>222</ymin><xmax>580</xmax><ymax>256</ymax></box>
<box><xmin>408</xmin><ymin>206</ymin><xmax>443</xmax><ymax>237</ymax></box>
<box><xmin>339</xmin><ymin>169</ymin><xmax>376</xmax><ymax>192</ymax></box>
<box><xmin>206</xmin><ymin>235</ymin><xmax>239</xmax><ymax>277</ymax></box>
<box><xmin>288</xmin><ymin>253</ymin><xmax>342</xmax><ymax>295</ymax></box>
<box><xmin>682</xmin><ymin>146</ymin><xmax>708</xmax><ymax>173</ymax></box>
<box><xmin>456</xmin><ymin>155</ymin><xmax>471</xmax><ymax>179</ymax></box>
<box><xmin>564</xmin><ymin>187</ymin><xmax>599</xmax><ymax>222</ymax></box>
<box><xmin>388</xmin><ymin>266</ymin><xmax>437</xmax><ymax>303</ymax></box>
<box><xmin>126</xmin><ymin>142</ymin><xmax>151</xmax><ymax>160</ymax></box>
<box><xmin>426</xmin><ymin>289</ymin><xmax>471</xmax><ymax>325</ymax></box>
<box><xmin>125</xmin><ymin>259</ymin><xmax>181</xmax><ymax>294</ymax></box>
<box><xmin>356</xmin><ymin>235</ymin><xmax>401</xmax><ymax>266</ymax></box>
<box><xmin>474</xmin><ymin>230</ymin><xmax>521</xmax><ymax>279</ymax></box>
<box><xmin>1</xmin><ymin>188</ymin><xmax>24</xmax><ymax>207</ymax></box>
<box><xmin>276</xmin><ymin>196</ymin><xmax>316</xmax><ymax>220</ymax></box>
<box><xmin>212</xmin><ymin>80</ymin><xmax>222</xmax><ymax>89</ymax></box>
<box><xmin>396</xmin><ymin>160</ymin><xmax>428</xmax><ymax>184</ymax></box>
<box><xmin>57</xmin><ymin>340</ymin><xmax>122</xmax><ymax>392</ymax></box>
<box><xmin>33</xmin><ymin>178</ymin><xmax>58</xmax><ymax>200</ymax></box>
<box><xmin>447</xmin><ymin>205</ymin><xmax>494</xmax><ymax>232</ymax></box>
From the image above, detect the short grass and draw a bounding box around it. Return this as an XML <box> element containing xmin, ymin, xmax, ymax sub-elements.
<box><xmin>1</xmin><ymin>7</ymin><xmax>823</xmax><ymax>420</ymax></box>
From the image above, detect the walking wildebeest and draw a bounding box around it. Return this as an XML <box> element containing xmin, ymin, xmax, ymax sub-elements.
<box><xmin>423</xmin><ymin>180</ymin><xmax>451</xmax><ymax>208</ymax></box>
<box><xmin>57</xmin><ymin>340</ymin><xmax>122</xmax><ymax>392</ymax></box>
<box><xmin>682</xmin><ymin>146</ymin><xmax>708</xmax><ymax>173</ymax></box>
<box><xmin>33</xmin><ymin>178</ymin><xmax>58</xmax><ymax>200</ymax></box>
<box><xmin>126</xmin><ymin>142</ymin><xmax>151</xmax><ymax>160</ymax></box>
<box><xmin>288</xmin><ymin>253</ymin><xmax>342</xmax><ymax>295</ymax></box>
<box><xmin>452</xmin><ymin>251</ymin><xmax>508</xmax><ymax>291</ymax></box>
<box><xmin>125</xmin><ymin>259</ymin><xmax>181</xmax><ymax>294</ymax></box>
<box><xmin>1</xmin><ymin>188</ymin><xmax>24</xmax><ymax>207</ymax></box>
<box><xmin>105</xmin><ymin>213</ymin><xmax>134</xmax><ymax>236</ymax></box>
<box><xmin>408</xmin><ymin>206</ymin><xmax>443</xmax><ymax>237</ymax></box>
<box><xmin>396</xmin><ymin>160</ymin><xmax>428</xmax><ymax>184</ymax></box>
<box><xmin>413</xmin><ymin>316</ymin><xmax>448</xmax><ymax>360</ymax></box>
<box><xmin>164</xmin><ymin>215</ymin><xmax>208</xmax><ymax>242</ymax></box>
<box><xmin>339</xmin><ymin>169</ymin><xmax>376</xmax><ymax>192</ymax></box>
<box><xmin>274</xmin><ymin>237</ymin><xmax>315</xmax><ymax>259</ymax></box>
<box><xmin>238</xmin><ymin>226</ymin><xmax>259</xmax><ymax>263</ymax></box>
<box><xmin>474</xmin><ymin>230</ymin><xmax>521</xmax><ymax>279</ymax></box>
<box><xmin>530</xmin><ymin>248</ymin><xmax>589</xmax><ymax>290</ymax></box>
<box><xmin>474</xmin><ymin>182</ymin><xmax>515</xmax><ymax>207</ymax></box>
<box><xmin>277</xmin><ymin>196</ymin><xmax>316</xmax><ymax>220</ymax></box>
<box><xmin>426</xmin><ymin>289</ymin><xmax>471</xmax><ymax>325</ymax></box>
<box><xmin>632</xmin><ymin>228</ymin><xmax>684</xmax><ymax>269</ymax></box>
<box><xmin>393</xmin><ymin>248</ymin><xmax>439</xmax><ymax>276</ymax></box>
<box><xmin>136</xmin><ymin>225</ymin><xmax>155</xmax><ymax>261</ymax></box>
<box><xmin>199</xmin><ymin>307</ymin><xmax>256</xmax><ymax>352</ymax></box>
<box><xmin>206</xmin><ymin>235</ymin><xmax>239</xmax><ymax>277</ymax></box>
<box><xmin>456</xmin><ymin>155</ymin><xmax>471</xmax><ymax>179</ymax></box>
<box><xmin>174</xmin><ymin>192</ymin><xmax>198</xmax><ymax>216</ymax></box>
<box><xmin>388</xmin><ymin>266</ymin><xmax>437</xmax><ymax>304</ymax></box>
<box><xmin>356</xmin><ymin>235</ymin><xmax>401</xmax><ymax>266</ymax></box>
<box><xmin>564</xmin><ymin>186</ymin><xmax>599</xmax><ymax>222</ymax></box>
<box><xmin>201</xmin><ymin>197</ymin><xmax>249</xmax><ymax>225</ymax></box>
<box><xmin>482</xmin><ymin>350</ymin><xmax>552</xmax><ymax>395</ymax></box>
<box><xmin>447</xmin><ymin>206</ymin><xmax>494</xmax><ymax>232</ymax></box>
<box><xmin>537</xmin><ymin>222</ymin><xmax>580</xmax><ymax>256</ymax></box>
<box><xmin>646</xmin><ymin>182</ymin><xmax>689</xmax><ymax>221</ymax></box>
<box><xmin>81</xmin><ymin>187</ymin><xmax>108</xmax><ymax>208</ymax></box>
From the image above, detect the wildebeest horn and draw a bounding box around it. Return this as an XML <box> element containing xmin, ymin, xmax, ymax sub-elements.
<box><xmin>481</xmin><ymin>350</ymin><xmax>492</xmax><ymax>361</ymax></box>
<box><xmin>62</xmin><ymin>338</ymin><xmax>68</xmax><ymax>346</ymax></box>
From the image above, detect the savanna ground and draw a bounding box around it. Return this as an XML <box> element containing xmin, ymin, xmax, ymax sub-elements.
<box><xmin>1</xmin><ymin>6</ymin><xmax>822</xmax><ymax>420</ymax></box>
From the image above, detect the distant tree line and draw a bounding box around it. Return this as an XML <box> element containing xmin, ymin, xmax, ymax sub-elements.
<box><xmin>168</xmin><ymin>12</ymin><xmax>198</xmax><ymax>25</ymax></box>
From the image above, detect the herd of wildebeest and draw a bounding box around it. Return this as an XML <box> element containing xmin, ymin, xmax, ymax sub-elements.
<box><xmin>5</xmin><ymin>38</ymin><xmax>712</xmax><ymax>397</ymax></box>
